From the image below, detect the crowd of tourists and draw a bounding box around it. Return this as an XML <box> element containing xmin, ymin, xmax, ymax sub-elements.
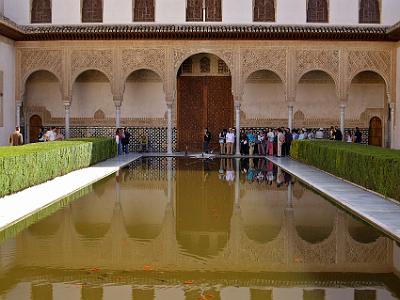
<box><xmin>8</xmin><ymin>126</ymin><xmax>64</xmax><ymax>146</ymax></box>
<box><xmin>210</xmin><ymin>125</ymin><xmax>364</xmax><ymax>156</ymax></box>
<box><xmin>115</xmin><ymin>127</ymin><xmax>132</xmax><ymax>155</ymax></box>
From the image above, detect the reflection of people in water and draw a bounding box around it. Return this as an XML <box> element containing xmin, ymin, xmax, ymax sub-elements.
<box><xmin>218</xmin><ymin>159</ymin><xmax>226</xmax><ymax>181</ymax></box>
<box><xmin>266</xmin><ymin>160</ymin><xmax>275</xmax><ymax>185</ymax></box>
<box><xmin>276</xmin><ymin>166</ymin><xmax>285</xmax><ymax>187</ymax></box>
<box><xmin>247</xmin><ymin>158</ymin><xmax>255</xmax><ymax>183</ymax></box>
<box><xmin>226</xmin><ymin>159</ymin><xmax>235</xmax><ymax>183</ymax></box>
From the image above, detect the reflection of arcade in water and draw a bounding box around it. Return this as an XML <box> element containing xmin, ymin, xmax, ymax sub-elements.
<box><xmin>0</xmin><ymin>157</ymin><xmax>399</xmax><ymax>300</ymax></box>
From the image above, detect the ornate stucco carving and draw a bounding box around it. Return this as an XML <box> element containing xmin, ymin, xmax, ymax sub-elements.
<box><xmin>295</xmin><ymin>49</ymin><xmax>340</xmax><ymax>86</ymax></box>
<box><xmin>121</xmin><ymin>48</ymin><xmax>166</xmax><ymax>80</ymax></box>
<box><xmin>71</xmin><ymin>49</ymin><xmax>113</xmax><ymax>83</ymax></box>
<box><xmin>346</xmin><ymin>49</ymin><xmax>391</xmax><ymax>93</ymax></box>
<box><xmin>241</xmin><ymin>47</ymin><xmax>287</xmax><ymax>85</ymax></box>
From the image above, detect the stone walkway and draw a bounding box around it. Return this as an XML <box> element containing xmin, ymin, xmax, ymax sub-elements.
<box><xmin>267</xmin><ymin>156</ymin><xmax>400</xmax><ymax>242</ymax></box>
<box><xmin>0</xmin><ymin>153</ymin><xmax>142</xmax><ymax>233</ymax></box>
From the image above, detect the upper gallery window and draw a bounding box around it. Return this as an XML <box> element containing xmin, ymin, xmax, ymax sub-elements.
<box><xmin>186</xmin><ymin>0</ymin><xmax>222</xmax><ymax>22</ymax></box>
<box><xmin>359</xmin><ymin>0</ymin><xmax>380</xmax><ymax>23</ymax></box>
<box><xmin>253</xmin><ymin>0</ymin><xmax>275</xmax><ymax>22</ymax></box>
<box><xmin>31</xmin><ymin>0</ymin><xmax>52</xmax><ymax>23</ymax></box>
<box><xmin>307</xmin><ymin>0</ymin><xmax>328</xmax><ymax>23</ymax></box>
<box><xmin>134</xmin><ymin>0</ymin><xmax>155</xmax><ymax>22</ymax></box>
<box><xmin>82</xmin><ymin>0</ymin><xmax>103</xmax><ymax>23</ymax></box>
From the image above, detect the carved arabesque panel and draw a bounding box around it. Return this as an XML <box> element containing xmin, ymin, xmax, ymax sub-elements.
<box><xmin>296</xmin><ymin>49</ymin><xmax>339</xmax><ymax>85</ymax></box>
<box><xmin>346</xmin><ymin>49</ymin><xmax>391</xmax><ymax>91</ymax></box>
<box><xmin>71</xmin><ymin>49</ymin><xmax>113</xmax><ymax>83</ymax></box>
<box><xmin>121</xmin><ymin>48</ymin><xmax>166</xmax><ymax>81</ymax></box>
<box><xmin>21</xmin><ymin>49</ymin><xmax>63</xmax><ymax>84</ymax></box>
<box><xmin>174</xmin><ymin>49</ymin><xmax>234</xmax><ymax>74</ymax></box>
<box><xmin>241</xmin><ymin>48</ymin><xmax>287</xmax><ymax>86</ymax></box>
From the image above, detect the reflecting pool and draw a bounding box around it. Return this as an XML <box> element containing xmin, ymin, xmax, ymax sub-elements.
<box><xmin>0</xmin><ymin>157</ymin><xmax>400</xmax><ymax>300</ymax></box>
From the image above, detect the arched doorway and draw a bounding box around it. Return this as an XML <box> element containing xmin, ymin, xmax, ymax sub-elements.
<box><xmin>369</xmin><ymin>116</ymin><xmax>382</xmax><ymax>147</ymax></box>
<box><xmin>177</xmin><ymin>53</ymin><xmax>233</xmax><ymax>152</ymax></box>
<box><xmin>29</xmin><ymin>115</ymin><xmax>42</xmax><ymax>143</ymax></box>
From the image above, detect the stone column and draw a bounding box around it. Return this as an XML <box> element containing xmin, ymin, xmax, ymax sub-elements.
<box><xmin>288</xmin><ymin>103</ymin><xmax>294</xmax><ymax>130</ymax></box>
<box><xmin>339</xmin><ymin>102</ymin><xmax>346</xmax><ymax>140</ymax></box>
<box><xmin>235</xmin><ymin>99</ymin><xmax>241</xmax><ymax>155</ymax></box>
<box><xmin>167</xmin><ymin>103</ymin><xmax>173</xmax><ymax>154</ymax></box>
<box><xmin>16</xmin><ymin>100</ymin><xmax>22</xmax><ymax>128</ymax></box>
<box><xmin>64</xmin><ymin>102</ymin><xmax>71</xmax><ymax>139</ymax></box>
<box><xmin>389</xmin><ymin>102</ymin><xmax>395</xmax><ymax>149</ymax></box>
<box><xmin>114</xmin><ymin>97</ymin><xmax>122</xmax><ymax>129</ymax></box>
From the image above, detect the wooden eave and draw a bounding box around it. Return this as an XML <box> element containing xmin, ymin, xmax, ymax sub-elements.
<box><xmin>0</xmin><ymin>16</ymin><xmax>398</xmax><ymax>41</ymax></box>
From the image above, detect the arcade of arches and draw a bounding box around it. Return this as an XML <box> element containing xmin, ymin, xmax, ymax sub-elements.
<box><xmin>16</xmin><ymin>40</ymin><xmax>396</xmax><ymax>151</ymax></box>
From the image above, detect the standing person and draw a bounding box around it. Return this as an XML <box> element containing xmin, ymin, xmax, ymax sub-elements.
<box><xmin>354</xmin><ymin>127</ymin><xmax>362</xmax><ymax>143</ymax></box>
<box><xmin>247</xmin><ymin>129</ymin><xmax>256</xmax><ymax>156</ymax></box>
<box><xmin>257</xmin><ymin>130</ymin><xmax>265</xmax><ymax>155</ymax></box>
<box><xmin>277</xmin><ymin>128</ymin><xmax>285</xmax><ymax>157</ymax></box>
<box><xmin>37</xmin><ymin>127</ymin><xmax>45</xmax><ymax>142</ymax></box>
<box><xmin>285</xmin><ymin>128</ymin><xmax>293</xmax><ymax>156</ymax></box>
<box><xmin>203</xmin><ymin>128</ymin><xmax>212</xmax><ymax>154</ymax></box>
<box><xmin>329</xmin><ymin>126</ymin><xmax>335</xmax><ymax>140</ymax></box>
<box><xmin>54</xmin><ymin>128</ymin><xmax>64</xmax><ymax>141</ymax></box>
<box><xmin>225</xmin><ymin>128</ymin><xmax>235</xmax><ymax>155</ymax></box>
<box><xmin>44</xmin><ymin>127</ymin><xmax>56</xmax><ymax>141</ymax></box>
<box><xmin>9</xmin><ymin>126</ymin><xmax>23</xmax><ymax>146</ymax></box>
<box><xmin>345</xmin><ymin>130</ymin><xmax>353</xmax><ymax>143</ymax></box>
<box><xmin>122</xmin><ymin>127</ymin><xmax>131</xmax><ymax>154</ymax></box>
<box><xmin>267</xmin><ymin>128</ymin><xmax>274</xmax><ymax>156</ymax></box>
<box><xmin>218</xmin><ymin>129</ymin><xmax>226</xmax><ymax>154</ymax></box>
<box><xmin>334</xmin><ymin>126</ymin><xmax>343</xmax><ymax>141</ymax></box>
<box><xmin>115</xmin><ymin>128</ymin><xmax>123</xmax><ymax>156</ymax></box>
<box><xmin>240</xmin><ymin>131</ymin><xmax>249</xmax><ymax>155</ymax></box>
<box><xmin>316</xmin><ymin>128</ymin><xmax>324</xmax><ymax>139</ymax></box>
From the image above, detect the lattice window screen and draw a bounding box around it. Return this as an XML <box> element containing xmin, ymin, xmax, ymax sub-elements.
<box><xmin>253</xmin><ymin>0</ymin><xmax>275</xmax><ymax>22</ymax></box>
<box><xmin>82</xmin><ymin>0</ymin><xmax>103</xmax><ymax>23</ymax></box>
<box><xmin>31</xmin><ymin>0</ymin><xmax>51</xmax><ymax>23</ymax></box>
<box><xmin>205</xmin><ymin>0</ymin><xmax>221</xmax><ymax>21</ymax></box>
<box><xmin>359</xmin><ymin>0</ymin><xmax>380</xmax><ymax>23</ymax></box>
<box><xmin>186</xmin><ymin>0</ymin><xmax>203</xmax><ymax>21</ymax></box>
<box><xmin>134</xmin><ymin>0</ymin><xmax>155</xmax><ymax>22</ymax></box>
<box><xmin>307</xmin><ymin>0</ymin><xmax>328</xmax><ymax>23</ymax></box>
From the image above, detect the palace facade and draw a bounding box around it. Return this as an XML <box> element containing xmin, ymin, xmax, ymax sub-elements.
<box><xmin>0</xmin><ymin>0</ymin><xmax>399</xmax><ymax>152</ymax></box>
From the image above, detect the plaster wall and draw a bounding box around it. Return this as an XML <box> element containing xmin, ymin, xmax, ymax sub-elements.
<box><xmin>4</xmin><ymin>0</ymin><xmax>29</xmax><ymax>25</ymax></box>
<box><xmin>3</xmin><ymin>0</ymin><xmax>399</xmax><ymax>26</ymax></box>
<box><xmin>0</xmin><ymin>0</ymin><xmax>4</xmax><ymax>15</ymax></box>
<box><xmin>0</xmin><ymin>36</ymin><xmax>15</xmax><ymax>146</ymax></box>
<box><xmin>104</xmin><ymin>0</ymin><xmax>132</xmax><ymax>24</ymax></box>
<box><xmin>25</xmin><ymin>72</ymin><xmax>63</xmax><ymax>117</ymax></box>
<box><xmin>52</xmin><ymin>0</ymin><xmax>81</xmax><ymax>24</ymax></box>
<box><xmin>222</xmin><ymin>0</ymin><xmax>252</xmax><ymax>24</ymax></box>
<box><xmin>348</xmin><ymin>84</ymin><xmax>385</xmax><ymax>119</ymax></box>
<box><xmin>156</xmin><ymin>0</ymin><xmax>185</xmax><ymax>23</ymax></box>
<box><xmin>71</xmin><ymin>82</ymin><xmax>114</xmax><ymax>118</ymax></box>
<box><xmin>242</xmin><ymin>82</ymin><xmax>286</xmax><ymax>119</ymax></box>
<box><xmin>122</xmin><ymin>81</ymin><xmax>166</xmax><ymax>119</ymax></box>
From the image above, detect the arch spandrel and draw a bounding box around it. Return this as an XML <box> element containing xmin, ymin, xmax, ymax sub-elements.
<box><xmin>241</xmin><ymin>48</ymin><xmax>288</xmax><ymax>97</ymax></box>
<box><xmin>345</xmin><ymin>49</ymin><xmax>392</xmax><ymax>99</ymax></box>
<box><xmin>295</xmin><ymin>49</ymin><xmax>340</xmax><ymax>98</ymax></box>
<box><xmin>18</xmin><ymin>49</ymin><xmax>63</xmax><ymax>101</ymax></box>
<box><xmin>70</xmin><ymin>49</ymin><xmax>114</xmax><ymax>94</ymax></box>
<box><xmin>121</xmin><ymin>48</ymin><xmax>167</xmax><ymax>95</ymax></box>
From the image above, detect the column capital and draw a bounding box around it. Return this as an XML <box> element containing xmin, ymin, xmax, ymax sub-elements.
<box><xmin>287</xmin><ymin>102</ymin><xmax>295</xmax><ymax>108</ymax></box>
<box><xmin>166</xmin><ymin>103</ymin><xmax>173</xmax><ymax>110</ymax></box>
<box><xmin>234</xmin><ymin>100</ymin><xmax>241</xmax><ymax>109</ymax></box>
<box><xmin>63</xmin><ymin>102</ymin><xmax>71</xmax><ymax>108</ymax></box>
<box><xmin>113</xmin><ymin>95</ymin><xmax>123</xmax><ymax>107</ymax></box>
<box><xmin>16</xmin><ymin>100</ymin><xmax>23</xmax><ymax>107</ymax></box>
<box><xmin>339</xmin><ymin>102</ymin><xmax>347</xmax><ymax>109</ymax></box>
<box><xmin>389</xmin><ymin>102</ymin><xmax>396</xmax><ymax>110</ymax></box>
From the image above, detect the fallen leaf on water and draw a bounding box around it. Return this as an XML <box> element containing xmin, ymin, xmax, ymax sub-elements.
<box><xmin>143</xmin><ymin>265</ymin><xmax>154</xmax><ymax>271</ymax></box>
<box><xmin>184</xmin><ymin>280</ymin><xmax>194</xmax><ymax>284</ymax></box>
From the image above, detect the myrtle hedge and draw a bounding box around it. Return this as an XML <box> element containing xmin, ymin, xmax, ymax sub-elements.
<box><xmin>0</xmin><ymin>138</ymin><xmax>116</xmax><ymax>198</ymax></box>
<box><xmin>290</xmin><ymin>140</ymin><xmax>400</xmax><ymax>202</ymax></box>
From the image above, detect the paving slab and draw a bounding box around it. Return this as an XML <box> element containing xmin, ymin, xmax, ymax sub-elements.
<box><xmin>0</xmin><ymin>153</ymin><xmax>142</xmax><ymax>233</ymax></box>
<box><xmin>267</xmin><ymin>156</ymin><xmax>400</xmax><ymax>242</ymax></box>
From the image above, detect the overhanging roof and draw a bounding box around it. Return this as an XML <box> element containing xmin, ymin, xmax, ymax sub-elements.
<box><xmin>1</xmin><ymin>15</ymin><xmax>399</xmax><ymax>41</ymax></box>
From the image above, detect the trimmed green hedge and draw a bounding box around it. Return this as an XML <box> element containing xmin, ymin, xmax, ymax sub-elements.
<box><xmin>290</xmin><ymin>140</ymin><xmax>400</xmax><ymax>201</ymax></box>
<box><xmin>0</xmin><ymin>138</ymin><xmax>116</xmax><ymax>198</ymax></box>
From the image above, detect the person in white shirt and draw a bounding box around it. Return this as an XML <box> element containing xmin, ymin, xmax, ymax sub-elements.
<box><xmin>316</xmin><ymin>128</ymin><xmax>324</xmax><ymax>139</ymax></box>
<box><xmin>45</xmin><ymin>127</ymin><xmax>56</xmax><ymax>141</ymax></box>
<box><xmin>225</xmin><ymin>128</ymin><xmax>235</xmax><ymax>155</ymax></box>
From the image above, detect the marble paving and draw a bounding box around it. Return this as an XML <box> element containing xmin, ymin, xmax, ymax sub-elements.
<box><xmin>0</xmin><ymin>153</ymin><xmax>142</xmax><ymax>233</ymax></box>
<box><xmin>267</xmin><ymin>156</ymin><xmax>400</xmax><ymax>242</ymax></box>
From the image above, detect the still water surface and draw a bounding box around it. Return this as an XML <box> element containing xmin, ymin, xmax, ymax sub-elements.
<box><xmin>0</xmin><ymin>157</ymin><xmax>399</xmax><ymax>300</ymax></box>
